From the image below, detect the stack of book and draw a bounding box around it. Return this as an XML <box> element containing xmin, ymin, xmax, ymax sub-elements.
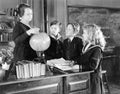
<box><xmin>16</xmin><ymin>60</ymin><xmax>46</xmax><ymax>79</ymax></box>
<box><xmin>0</xmin><ymin>32</ymin><xmax>13</xmax><ymax>42</ymax></box>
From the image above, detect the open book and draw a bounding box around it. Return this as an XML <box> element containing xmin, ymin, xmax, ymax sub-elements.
<box><xmin>47</xmin><ymin>58</ymin><xmax>79</xmax><ymax>71</ymax></box>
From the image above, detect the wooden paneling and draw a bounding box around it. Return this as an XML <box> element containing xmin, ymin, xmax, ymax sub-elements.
<box><xmin>56</xmin><ymin>0</ymin><xmax>67</xmax><ymax>38</ymax></box>
<box><xmin>48</xmin><ymin>0</ymin><xmax>120</xmax><ymax>38</ymax></box>
<box><xmin>32</xmin><ymin>0</ymin><xmax>44</xmax><ymax>30</ymax></box>
<box><xmin>46</xmin><ymin>0</ymin><xmax>67</xmax><ymax>38</ymax></box>
<box><xmin>66</xmin><ymin>73</ymin><xmax>90</xmax><ymax>94</ymax></box>
<box><xmin>0</xmin><ymin>71</ymin><xmax>92</xmax><ymax>94</ymax></box>
<box><xmin>67</xmin><ymin>0</ymin><xmax>120</xmax><ymax>8</ymax></box>
<box><xmin>0</xmin><ymin>76</ymin><xmax>62</xmax><ymax>94</ymax></box>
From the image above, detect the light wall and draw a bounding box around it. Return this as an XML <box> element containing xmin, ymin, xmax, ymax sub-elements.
<box><xmin>0</xmin><ymin>0</ymin><xmax>18</xmax><ymax>11</ymax></box>
<box><xmin>47</xmin><ymin>0</ymin><xmax>67</xmax><ymax>38</ymax></box>
<box><xmin>32</xmin><ymin>0</ymin><xmax>44</xmax><ymax>30</ymax></box>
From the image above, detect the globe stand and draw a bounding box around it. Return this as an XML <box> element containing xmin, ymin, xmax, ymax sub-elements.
<box><xmin>29</xmin><ymin>33</ymin><xmax>51</xmax><ymax>75</ymax></box>
<box><xmin>36</xmin><ymin>51</ymin><xmax>52</xmax><ymax>75</ymax></box>
<box><xmin>35</xmin><ymin>51</ymin><xmax>46</xmax><ymax>64</ymax></box>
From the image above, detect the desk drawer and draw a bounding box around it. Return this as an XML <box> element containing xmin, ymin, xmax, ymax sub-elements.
<box><xmin>6</xmin><ymin>83</ymin><xmax>59</xmax><ymax>94</ymax></box>
<box><xmin>69</xmin><ymin>79</ymin><xmax>88</xmax><ymax>91</ymax></box>
<box><xmin>66</xmin><ymin>73</ymin><xmax>90</xmax><ymax>94</ymax></box>
<box><xmin>0</xmin><ymin>77</ymin><xmax>62</xmax><ymax>94</ymax></box>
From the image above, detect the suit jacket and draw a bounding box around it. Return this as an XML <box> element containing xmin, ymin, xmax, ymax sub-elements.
<box><xmin>44</xmin><ymin>36</ymin><xmax>63</xmax><ymax>60</ymax></box>
<box><xmin>63</xmin><ymin>37</ymin><xmax>83</xmax><ymax>63</ymax></box>
<box><xmin>13</xmin><ymin>22</ymin><xmax>37</xmax><ymax>62</ymax></box>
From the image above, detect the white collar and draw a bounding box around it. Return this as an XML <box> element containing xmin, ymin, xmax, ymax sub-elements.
<box><xmin>20</xmin><ymin>21</ymin><xmax>31</xmax><ymax>28</ymax></box>
<box><xmin>82</xmin><ymin>44</ymin><xmax>101</xmax><ymax>54</ymax></box>
<box><xmin>50</xmin><ymin>33</ymin><xmax>61</xmax><ymax>40</ymax></box>
<box><xmin>82</xmin><ymin>43</ymin><xmax>91</xmax><ymax>54</ymax></box>
<box><xmin>69</xmin><ymin>37</ymin><xmax>74</xmax><ymax>41</ymax></box>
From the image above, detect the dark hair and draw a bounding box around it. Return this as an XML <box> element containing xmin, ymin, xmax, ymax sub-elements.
<box><xmin>17</xmin><ymin>4</ymin><xmax>31</xmax><ymax>17</ymax></box>
<box><xmin>50</xmin><ymin>20</ymin><xmax>59</xmax><ymax>26</ymax></box>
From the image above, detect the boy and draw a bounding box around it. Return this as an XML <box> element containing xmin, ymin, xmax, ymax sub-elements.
<box><xmin>63</xmin><ymin>23</ymin><xmax>83</xmax><ymax>63</ymax></box>
<box><xmin>44</xmin><ymin>20</ymin><xmax>63</xmax><ymax>60</ymax></box>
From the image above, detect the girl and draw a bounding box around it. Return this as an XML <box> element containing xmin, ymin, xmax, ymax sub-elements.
<box><xmin>79</xmin><ymin>23</ymin><xmax>106</xmax><ymax>94</ymax></box>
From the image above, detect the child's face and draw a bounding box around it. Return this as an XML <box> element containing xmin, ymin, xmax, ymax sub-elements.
<box><xmin>66</xmin><ymin>24</ymin><xmax>74</xmax><ymax>37</ymax></box>
<box><xmin>21</xmin><ymin>8</ymin><xmax>33</xmax><ymax>22</ymax></box>
<box><xmin>50</xmin><ymin>24</ymin><xmax>60</xmax><ymax>36</ymax></box>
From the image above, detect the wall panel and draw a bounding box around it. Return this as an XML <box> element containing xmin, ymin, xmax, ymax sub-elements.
<box><xmin>68</xmin><ymin>0</ymin><xmax>120</xmax><ymax>8</ymax></box>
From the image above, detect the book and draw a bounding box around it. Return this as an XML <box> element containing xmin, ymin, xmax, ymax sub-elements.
<box><xmin>41</xmin><ymin>64</ymin><xmax>46</xmax><ymax>75</ymax></box>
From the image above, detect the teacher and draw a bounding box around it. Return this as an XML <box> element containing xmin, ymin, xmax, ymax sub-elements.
<box><xmin>13</xmin><ymin>4</ymin><xmax>40</xmax><ymax>62</ymax></box>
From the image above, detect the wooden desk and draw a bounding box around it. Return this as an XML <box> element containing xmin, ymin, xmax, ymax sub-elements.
<box><xmin>0</xmin><ymin>71</ymin><xmax>92</xmax><ymax>94</ymax></box>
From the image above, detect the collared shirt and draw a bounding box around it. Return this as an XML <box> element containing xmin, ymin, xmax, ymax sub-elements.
<box><xmin>69</xmin><ymin>36</ymin><xmax>74</xmax><ymax>42</ymax></box>
<box><xmin>50</xmin><ymin>33</ymin><xmax>61</xmax><ymax>40</ymax></box>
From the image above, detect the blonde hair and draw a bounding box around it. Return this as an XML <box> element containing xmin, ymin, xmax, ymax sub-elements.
<box><xmin>83</xmin><ymin>24</ymin><xmax>106</xmax><ymax>50</ymax></box>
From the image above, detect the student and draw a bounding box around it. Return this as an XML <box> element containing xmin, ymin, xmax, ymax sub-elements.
<box><xmin>79</xmin><ymin>23</ymin><xmax>106</xmax><ymax>94</ymax></box>
<box><xmin>44</xmin><ymin>20</ymin><xmax>63</xmax><ymax>60</ymax></box>
<box><xmin>63</xmin><ymin>23</ymin><xmax>83</xmax><ymax>63</ymax></box>
<box><xmin>13</xmin><ymin>4</ymin><xmax>40</xmax><ymax>62</ymax></box>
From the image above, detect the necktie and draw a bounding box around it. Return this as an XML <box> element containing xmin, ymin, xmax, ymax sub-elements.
<box><xmin>66</xmin><ymin>39</ymin><xmax>71</xmax><ymax>60</ymax></box>
<box><xmin>56</xmin><ymin>40</ymin><xmax>60</xmax><ymax>54</ymax></box>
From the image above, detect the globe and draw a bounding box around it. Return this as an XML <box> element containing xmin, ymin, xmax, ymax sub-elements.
<box><xmin>29</xmin><ymin>32</ymin><xmax>50</xmax><ymax>51</ymax></box>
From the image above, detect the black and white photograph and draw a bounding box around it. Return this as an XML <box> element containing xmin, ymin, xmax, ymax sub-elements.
<box><xmin>0</xmin><ymin>0</ymin><xmax>120</xmax><ymax>94</ymax></box>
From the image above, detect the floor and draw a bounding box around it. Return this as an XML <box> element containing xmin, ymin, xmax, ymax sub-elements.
<box><xmin>110</xmin><ymin>83</ymin><xmax>120</xmax><ymax>94</ymax></box>
<box><xmin>107</xmin><ymin>77</ymin><xmax>120</xmax><ymax>94</ymax></box>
